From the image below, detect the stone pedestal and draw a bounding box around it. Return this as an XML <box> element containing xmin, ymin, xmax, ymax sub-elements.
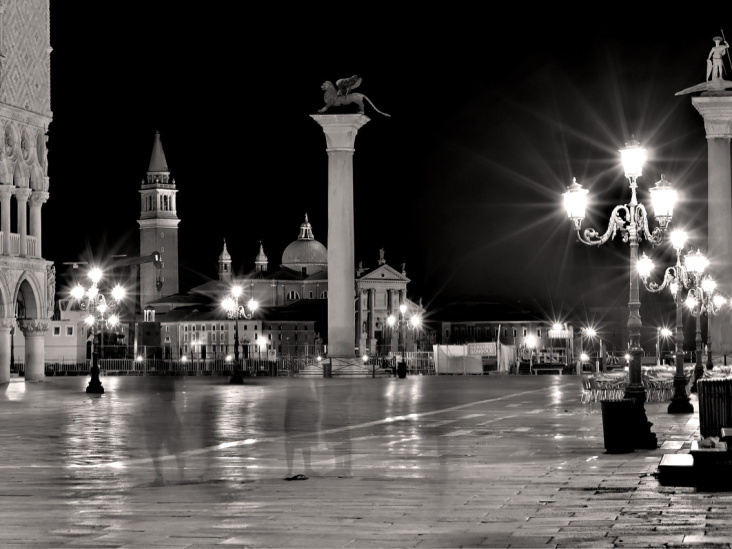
<box><xmin>311</xmin><ymin>114</ymin><xmax>370</xmax><ymax>358</ymax></box>
<box><xmin>692</xmin><ymin>94</ymin><xmax>732</xmax><ymax>357</ymax></box>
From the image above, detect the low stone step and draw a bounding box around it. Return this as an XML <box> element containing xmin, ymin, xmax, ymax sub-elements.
<box><xmin>658</xmin><ymin>453</ymin><xmax>694</xmax><ymax>486</ymax></box>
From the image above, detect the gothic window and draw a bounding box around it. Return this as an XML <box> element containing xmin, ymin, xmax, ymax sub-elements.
<box><xmin>523</xmin><ymin>327</ymin><xmax>527</xmax><ymax>337</ymax></box>
<box><xmin>286</xmin><ymin>291</ymin><xmax>300</xmax><ymax>300</ymax></box>
<box><xmin>512</xmin><ymin>328</ymin><xmax>517</xmax><ymax>337</ymax></box>
<box><xmin>537</xmin><ymin>329</ymin><xmax>542</xmax><ymax>337</ymax></box>
<box><xmin>320</xmin><ymin>291</ymin><xmax>327</xmax><ymax>299</ymax></box>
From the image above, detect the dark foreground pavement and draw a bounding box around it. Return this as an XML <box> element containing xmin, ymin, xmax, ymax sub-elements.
<box><xmin>0</xmin><ymin>373</ymin><xmax>725</xmax><ymax>548</ymax></box>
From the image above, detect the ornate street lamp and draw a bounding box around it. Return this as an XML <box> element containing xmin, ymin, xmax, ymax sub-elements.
<box><xmin>70</xmin><ymin>267</ymin><xmax>125</xmax><ymax>394</ymax></box>
<box><xmin>637</xmin><ymin>228</ymin><xmax>693</xmax><ymax>412</ymax></box>
<box><xmin>222</xmin><ymin>285</ymin><xmax>258</xmax><ymax>385</ymax></box>
<box><xmin>563</xmin><ymin>138</ymin><xmax>676</xmax><ymax>449</ymax></box>
<box><xmin>686</xmin><ymin>267</ymin><xmax>726</xmax><ymax>391</ymax></box>
<box><xmin>387</xmin><ymin>304</ymin><xmax>423</xmax><ymax>355</ymax></box>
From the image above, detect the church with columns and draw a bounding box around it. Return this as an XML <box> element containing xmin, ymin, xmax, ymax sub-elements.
<box><xmin>0</xmin><ymin>1</ymin><xmax>54</xmax><ymax>383</ymax></box>
<box><xmin>136</xmin><ymin>133</ymin><xmax>429</xmax><ymax>359</ymax></box>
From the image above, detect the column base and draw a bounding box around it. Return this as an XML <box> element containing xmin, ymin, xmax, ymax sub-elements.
<box><xmin>668</xmin><ymin>397</ymin><xmax>694</xmax><ymax>414</ymax></box>
<box><xmin>86</xmin><ymin>379</ymin><xmax>104</xmax><ymax>394</ymax></box>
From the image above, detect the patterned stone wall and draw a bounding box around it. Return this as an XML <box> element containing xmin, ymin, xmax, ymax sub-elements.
<box><xmin>0</xmin><ymin>0</ymin><xmax>51</xmax><ymax>116</ymax></box>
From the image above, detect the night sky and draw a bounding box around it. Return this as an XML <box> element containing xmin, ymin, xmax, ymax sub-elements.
<box><xmin>45</xmin><ymin>6</ymin><xmax>725</xmax><ymax>331</ymax></box>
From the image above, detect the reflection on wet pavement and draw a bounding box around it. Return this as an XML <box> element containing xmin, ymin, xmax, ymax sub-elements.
<box><xmin>0</xmin><ymin>374</ymin><xmax>705</xmax><ymax>547</ymax></box>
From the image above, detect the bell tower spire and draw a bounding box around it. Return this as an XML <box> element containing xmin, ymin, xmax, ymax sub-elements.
<box><xmin>137</xmin><ymin>131</ymin><xmax>180</xmax><ymax>311</ymax></box>
<box><xmin>219</xmin><ymin>239</ymin><xmax>232</xmax><ymax>282</ymax></box>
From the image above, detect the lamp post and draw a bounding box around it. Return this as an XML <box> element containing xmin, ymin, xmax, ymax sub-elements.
<box><xmin>563</xmin><ymin>139</ymin><xmax>677</xmax><ymax>449</ymax></box>
<box><xmin>685</xmin><ymin>266</ymin><xmax>726</xmax><ymax>391</ymax></box>
<box><xmin>70</xmin><ymin>267</ymin><xmax>125</xmax><ymax>394</ymax></box>
<box><xmin>222</xmin><ymin>285</ymin><xmax>258</xmax><ymax>385</ymax></box>
<box><xmin>387</xmin><ymin>304</ymin><xmax>423</xmax><ymax>355</ymax></box>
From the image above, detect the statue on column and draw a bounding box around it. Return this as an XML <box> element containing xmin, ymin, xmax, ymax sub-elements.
<box><xmin>708</xmin><ymin>35</ymin><xmax>730</xmax><ymax>81</ymax></box>
<box><xmin>317</xmin><ymin>75</ymin><xmax>391</xmax><ymax>117</ymax></box>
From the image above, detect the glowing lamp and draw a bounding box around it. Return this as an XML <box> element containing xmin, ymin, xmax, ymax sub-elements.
<box><xmin>619</xmin><ymin>137</ymin><xmax>646</xmax><ymax>179</ymax></box>
<box><xmin>686</xmin><ymin>294</ymin><xmax>698</xmax><ymax>310</ymax></box>
<box><xmin>71</xmin><ymin>284</ymin><xmax>85</xmax><ymax>300</ymax></box>
<box><xmin>584</xmin><ymin>327</ymin><xmax>596</xmax><ymax>338</ymax></box>
<box><xmin>409</xmin><ymin>315</ymin><xmax>422</xmax><ymax>329</ymax></box>
<box><xmin>580</xmin><ymin>353</ymin><xmax>589</xmax><ymax>362</ymax></box>
<box><xmin>111</xmin><ymin>284</ymin><xmax>125</xmax><ymax>301</ymax></box>
<box><xmin>399</xmin><ymin>304</ymin><xmax>407</xmax><ymax>315</ymax></box>
<box><xmin>387</xmin><ymin>315</ymin><xmax>396</xmax><ymax>326</ymax></box>
<box><xmin>88</xmin><ymin>268</ymin><xmax>102</xmax><ymax>284</ymax></box>
<box><xmin>222</xmin><ymin>297</ymin><xmax>235</xmax><ymax>312</ymax></box>
<box><xmin>660</xmin><ymin>328</ymin><xmax>673</xmax><ymax>338</ymax></box>
<box><xmin>649</xmin><ymin>174</ymin><xmax>676</xmax><ymax>228</ymax></box>
<box><xmin>526</xmin><ymin>335</ymin><xmax>537</xmax><ymax>349</ymax></box>
<box><xmin>362</xmin><ymin>354</ymin><xmax>369</xmax><ymax>363</ymax></box>
<box><xmin>685</xmin><ymin>249</ymin><xmax>709</xmax><ymax>275</ymax></box>
<box><xmin>108</xmin><ymin>315</ymin><xmax>119</xmax><ymax>327</ymax></box>
<box><xmin>670</xmin><ymin>229</ymin><xmax>688</xmax><ymax>252</ymax></box>
<box><xmin>85</xmin><ymin>315</ymin><xmax>95</xmax><ymax>326</ymax></box>
<box><xmin>247</xmin><ymin>298</ymin><xmax>259</xmax><ymax>312</ymax></box>
<box><xmin>87</xmin><ymin>286</ymin><xmax>98</xmax><ymax>300</ymax></box>
<box><xmin>637</xmin><ymin>253</ymin><xmax>654</xmax><ymax>279</ymax></box>
<box><xmin>231</xmin><ymin>285</ymin><xmax>242</xmax><ymax>298</ymax></box>
<box><xmin>670</xmin><ymin>280</ymin><xmax>679</xmax><ymax>297</ymax></box>
<box><xmin>702</xmin><ymin>277</ymin><xmax>717</xmax><ymax>294</ymax></box>
<box><xmin>563</xmin><ymin>178</ymin><xmax>588</xmax><ymax>223</ymax></box>
<box><xmin>713</xmin><ymin>294</ymin><xmax>727</xmax><ymax>308</ymax></box>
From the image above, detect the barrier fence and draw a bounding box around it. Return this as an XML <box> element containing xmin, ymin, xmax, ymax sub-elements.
<box><xmin>14</xmin><ymin>351</ymin><xmax>437</xmax><ymax>378</ymax></box>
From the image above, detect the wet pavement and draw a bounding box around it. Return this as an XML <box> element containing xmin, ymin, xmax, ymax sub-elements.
<box><xmin>0</xmin><ymin>373</ymin><xmax>727</xmax><ymax>548</ymax></box>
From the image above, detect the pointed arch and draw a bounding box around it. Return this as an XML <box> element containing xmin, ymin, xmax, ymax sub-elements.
<box><xmin>13</xmin><ymin>272</ymin><xmax>42</xmax><ymax>319</ymax></box>
<box><xmin>0</xmin><ymin>272</ymin><xmax>12</xmax><ymax>317</ymax></box>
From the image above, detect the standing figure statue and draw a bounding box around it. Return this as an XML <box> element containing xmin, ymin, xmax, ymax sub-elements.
<box><xmin>707</xmin><ymin>35</ymin><xmax>730</xmax><ymax>81</ymax></box>
<box><xmin>46</xmin><ymin>264</ymin><xmax>56</xmax><ymax>319</ymax></box>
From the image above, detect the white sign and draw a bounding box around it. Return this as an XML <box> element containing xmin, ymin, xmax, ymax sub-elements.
<box><xmin>548</xmin><ymin>329</ymin><xmax>571</xmax><ymax>339</ymax></box>
<box><xmin>467</xmin><ymin>342</ymin><xmax>497</xmax><ymax>356</ymax></box>
<box><xmin>267</xmin><ymin>349</ymin><xmax>277</xmax><ymax>361</ymax></box>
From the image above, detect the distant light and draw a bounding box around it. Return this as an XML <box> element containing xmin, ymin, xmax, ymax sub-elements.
<box><xmin>526</xmin><ymin>335</ymin><xmax>537</xmax><ymax>348</ymax></box>
<box><xmin>88</xmin><ymin>267</ymin><xmax>103</xmax><ymax>284</ymax></box>
<box><xmin>637</xmin><ymin>253</ymin><xmax>654</xmax><ymax>279</ymax></box>
<box><xmin>584</xmin><ymin>327</ymin><xmax>597</xmax><ymax>338</ymax></box>
<box><xmin>580</xmin><ymin>353</ymin><xmax>589</xmax><ymax>362</ymax></box>
<box><xmin>660</xmin><ymin>328</ymin><xmax>673</xmax><ymax>338</ymax></box>
<box><xmin>362</xmin><ymin>354</ymin><xmax>369</xmax><ymax>362</ymax></box>
<box><xmin>136</xmin><ymin>355</ymin><xmax>143</xmax><ymax>362</ymax></box>
<box><xmin>225</xmin><ymin>355</ymin><xmax>232</xmax><ymax>362</ymax></box>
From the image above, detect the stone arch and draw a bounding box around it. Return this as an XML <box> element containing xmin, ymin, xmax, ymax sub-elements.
<box><xmin>0</xmin><ymin>272</ymin><xmax>12</xmax><ymax>318</ymax></box>
<box><xmin>4</xmin><ymin>122</ymin><xmax>19</xmax><ymax>164</ymax></box>
<box><xmin>13</xmin><ymin>159</ymin><xmax>29</xmax><ymax>188</ymax></box>
<box><xmin>35</xmin><ymin>130</ymin><xmax>47</xmax><ymax>174</ymax></box>
<box><xmin>14</xmin><ymin>273</ymin><xmax>42</xmax><ymax>320</ymax></box>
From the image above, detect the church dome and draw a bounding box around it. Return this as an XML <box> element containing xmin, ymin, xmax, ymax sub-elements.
<box><xmin>281</xmin><ymin>214</ymin><xmax>327</xmax><ymax>275</ymax></box>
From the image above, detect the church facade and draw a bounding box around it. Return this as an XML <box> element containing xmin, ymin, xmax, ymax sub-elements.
<box><xmin>0</xmin><ymin>1</ymin><xmax>55</xmax><ymax>383</ymax></box>
<box><xmin>137</xmin><ymin>136</ymin><xmax>428</xmax><ymax>359</ymax></box>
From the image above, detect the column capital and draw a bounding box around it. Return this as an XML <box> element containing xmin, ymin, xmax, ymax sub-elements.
<box><xmin>0</xmin><ymin>184</ymin><xmax>15</xmax><ymax>199</ymax></box>
<box><xmin>0</xmin><ymin>317</ymin><xmax>15</xmax><ymax>331</ymax></box>
<box><xmin>14</xmin><ymin>187</ymin><xmax>31</xmax><ymax>201</ymax></box>
<box><xmin>29</xmin><ymin>190</ymin><xmax>49</xmax><ymax>207</ymax></box>
<box><xmin>692</xmin><ymin>95</ymin><xmax>732</xmax><ymax>138</ymax></box>
<box><xmin>18</xmin><ymin>318</ymin><xmax>48</xmax><ymax>335</ymax></box>
<box><xmin>310</xmin><ymin>114</ymin><xmax>370</xmax><ymax>150</ymax></box>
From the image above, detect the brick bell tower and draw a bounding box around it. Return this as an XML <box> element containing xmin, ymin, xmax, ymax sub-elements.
<box><xmin>137</xmin><ymin>131</ymin><xmax>179</xmax><ymax>312</ymax></box>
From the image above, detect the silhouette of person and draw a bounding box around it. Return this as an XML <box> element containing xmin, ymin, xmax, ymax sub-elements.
<box><xmin>141</xmin><ymin>375</ymin><xmax>186</xmax><ymax>486</ymax></box>
<box><xmin>708</xmin><ymin>36</ymin><xmax>730</xmax><ymax>80</ymax></box>
<box><xmin>283</xmin><ymin>379</ymin><xmax>321</xmax><ymax>480</ymax></box>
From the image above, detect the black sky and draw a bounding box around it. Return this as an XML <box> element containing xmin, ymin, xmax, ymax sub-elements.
<box><xmin>45</xmin><ymin>6</ymin><xmax>725</xmax><ymax>329</ymax></box>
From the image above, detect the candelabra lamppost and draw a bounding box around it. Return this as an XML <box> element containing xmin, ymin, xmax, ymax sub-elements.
<box><xmin>563</xmin><ymin>139</ymin><xmax>677</xmax><ymax>449</ymax></box>
<box><xmin>387</xmin><ymin>304</ymin><xmax>423</xmax><ymax>355</ymax></box>
<box><xmin>684</xmin><ymin>255</ymin><xmax>726</xmax><ymax>392</ymax></box>
<box><xmin>70</xmin><ymin>267</ymin><xmax>126</xmax><ymax>394</ymax></box>
<box><xmin>638</xmin><ymin>228</ymin><xmax>693</xmax><ymax>412</ymax></box>
<box><xmin>222</xmin><ymin>285</ymin><xmax>258</xmax><ymax>385</ymax></box>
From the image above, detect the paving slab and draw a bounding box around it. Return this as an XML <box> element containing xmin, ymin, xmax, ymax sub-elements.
<box><xmin>0</xmin><ymin>373</ymin><xmax>729</xmax><ymax>547</ymax></box>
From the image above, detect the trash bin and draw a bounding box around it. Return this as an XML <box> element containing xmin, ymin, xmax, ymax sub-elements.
<box><xmin>397</xmin><ymin>361</ymin><xmax>407</xmax><ymax>379</ymax></box>
<box><xmin>323</xmin><ymin>361</ymin><xmax>332</xmax><ymax>378</ymax></box>
<box><xmin>600</xmin><ymin>398</ymin><xmax>635</xmax><ymax>454</ymax></box>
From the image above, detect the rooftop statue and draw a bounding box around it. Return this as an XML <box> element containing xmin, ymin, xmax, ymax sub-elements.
<box><xmin>676</xmin><ymin>33</ymin><xmax>732</xmax><ymax>95</ymax></box>
<box><xmin>317</xmin><ymin>75</ymin><xmax>391</xmax><ymax>117</ymax></box>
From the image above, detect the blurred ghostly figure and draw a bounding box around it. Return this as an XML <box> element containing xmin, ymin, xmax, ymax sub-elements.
<box><xmin>141</xmin><ymin>375</ymin><xmax>186</xmax><ymax>486</ymax></box>
<box><xmin>324</xmin><ymin>379</ymin><xmax>354</xmax><ymax>478</ymax></box>
<box><xmin>283</xmin><ymin>378</ymin><xmax>321</xmax><ymax>480</ymax></box>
